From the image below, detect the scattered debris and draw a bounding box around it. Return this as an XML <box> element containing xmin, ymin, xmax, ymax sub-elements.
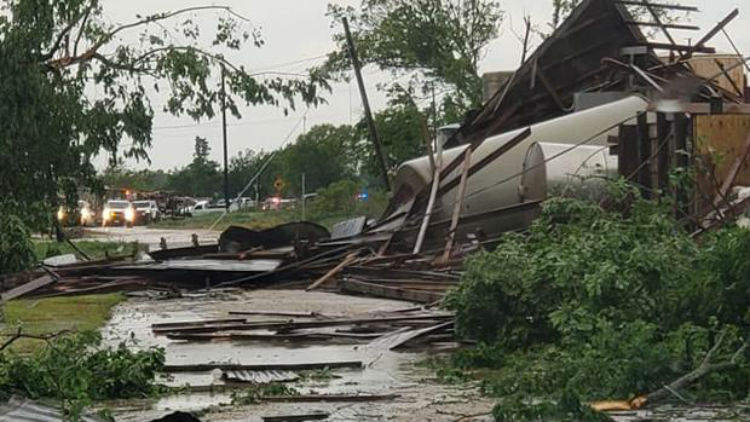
<box><xmin>0</xmin><ymin>397</ymin><xmax>104</xmax><ymax>422</ymax></box>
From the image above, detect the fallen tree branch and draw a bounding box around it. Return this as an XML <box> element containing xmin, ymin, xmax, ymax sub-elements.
<box><xmin>0</xmin><ymin>328</ymin><xmax>76</xmax><ymax>352</ymax></box>
<box><xmin>639</xmin><ymin>330</ymin><xmax>749</xmax><ymax>406</ymax></box>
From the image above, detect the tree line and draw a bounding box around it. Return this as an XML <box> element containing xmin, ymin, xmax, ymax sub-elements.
<box><xmin>101</xmin><ymin>98</ymin><xmax>427</xmax><ymax>200</ymax></box>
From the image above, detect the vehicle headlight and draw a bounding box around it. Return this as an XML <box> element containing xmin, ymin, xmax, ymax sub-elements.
<box><xmin>80</xmin><ymin>208</ymin><xmax>91</xmax><ymax>222</ymax></box>
<box><xmin>57</xmin><ymin>207</ymin><xmax>65</xmax><ymax>221</ymax></box>
<box><xmin>125</xmin><ymin>207</ymin><xmax>135</xmax><ymax>222</ymax></box>
<box><xmin>102</xmin><ymin>208</ymin><xmax>111</xmax><ymax>220</ymax></box>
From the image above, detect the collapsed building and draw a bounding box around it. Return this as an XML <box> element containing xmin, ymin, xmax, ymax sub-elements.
<box><xmin>377</xmin><ymin>0</ymin><xmax>749</xmax><ymax>252</ymax></box>
<box><xmin>2</xmin><ymin>0</ymin><xmax>749</xmax><ymax>311</ymax></box>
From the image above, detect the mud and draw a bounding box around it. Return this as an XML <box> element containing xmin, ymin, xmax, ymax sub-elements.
<box><xmin>102</xmin><ymin>289</ymin><xmax>495</xmax><ymax>422</ymax></box>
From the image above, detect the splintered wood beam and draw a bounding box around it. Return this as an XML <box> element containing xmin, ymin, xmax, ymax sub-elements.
<box><xmin>437</xmin><ymin>128</ymin><xmax>532</xmax><ymax>197</ymax></box>
<box><xmin>616</xmin><ymin>1</ymin><xmax>698</xmax><ymax>12</ymax></box>
<box><xmin>535</xmin><ymin>65</ymin><xmax>569</xmax><ymax>111</ymax></box>
<box><xmin>625</xmin><ymin>20</ymin><xmax>699</xmax><ymax>31</ymax></box>
<box><xmin>641</xmin><ymin>0</ymin><xmax>682</xmax><ymax>58</ymax></box>
<box><xmin>714</xmin><ymin>59</ymin><xmax>744</xmax><ymax>97</ymax></box>
<box><xmin>684</xmin><ymin>9</ymin><xmax>739</xmax><ymax>59</ymax></box>
<box><xmin>643</xmin><ymin>42</ymin><xmax>715</xmax><ymax>54</ymax></box>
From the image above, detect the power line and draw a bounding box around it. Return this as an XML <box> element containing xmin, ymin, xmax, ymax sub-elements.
<box><xmin>206</xmin><ymin>107</ymin><xmax>310</xmax><ymax>230</ymax></box>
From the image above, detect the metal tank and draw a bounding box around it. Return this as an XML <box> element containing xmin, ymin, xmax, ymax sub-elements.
<box><xmin>519</xmin><ymin>142</ymin><xmax>618</xmax><ymax>203</ymax></box>
<box><xmin>391</xmin><ymin>95</ymin><xmax>648</xmax><ymax>226</ymax></box>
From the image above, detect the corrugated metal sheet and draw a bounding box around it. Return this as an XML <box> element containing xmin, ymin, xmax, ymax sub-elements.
<box><xmin>0</xmin><ymin>397</ymin><xmax>103</xmax><ymax>422</ymax></box>
<box><xmin>223</xmin><ymin>369</ymin><xmax>299</xmax><ymax>384</ymax></box>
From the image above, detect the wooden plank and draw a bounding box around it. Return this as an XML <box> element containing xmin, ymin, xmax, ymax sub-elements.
<box><xmin>693</xmin><ymin>115</ymin><xmax>750</xmax><ymax>214</ymax></box>
<box><xmin>151</xmin><ymin>318</ymin><xmax>248</xmax><ymax>329</ymax></box>
<box><xmin>153</xmin><ymin>313</ymin><xmax>454</xmax><ymax>335</ymax></box>
<box><xmin>0</xmin><ymin>275</ymin><xmax>56</xmax><ymax>303</ymax></box>
<box><xmin>636</xmin><ymin>112</ymin><xmax>652</xmax><ymax>198</ymax></box>
<box><xmin>674</xmin><ymin>103</ymin><xmax>750</xmax><ymax>115</ymax></box>
<box><xmin>262</xmin><ymin>413</ymin><xmax>329</xmax><ymax>422</ymax></box>
<box><xmin>656</xmin><ymin>112</ymin><xmax>671</xmax><ymax>194</ymax></box>
<box><xmin>340</xmin><ymin>279</ymin><xmax>444</xmax><ymax>304</ymax></box>
<box><xmin>683</xmin><ymin>9</ymin><xmax>739</xmax><ymax>59</ymax></box>
<box><xmin>625</xmin><ymin>20</ymin><xmax>699</xmax><ymax>31</ymax></box>
<box><xmin>641</xmin><ymin>0</ymin><xmax>683</xmax><ymax>59</ymax></box>
<box><xmin>615</xmin><ymin>1</ymin><xmax>698</xmax><ymax>12</ymax></box>
<box><xmin>162</xmin><ymin>360</ymin><xmax>363</xmax><ymax>373</ymax></box>
<box><xmin>642</xmin><ymin>42</ymin><xmax>714</xmax><ymax>54</ymax></box>
<box><xmin>437</xmin><ymin>127</ymin><xmax>532</xmax><ymax>197</ymax></box>
<box><xmin>264</xmin><ymin>394</ymin><xmax>399</xmax><ymax>403</ymax></box>
<box><xmin>306</xmin><ymin>252</ymin><xmax>358</xmax><ymax>291</ymax></box>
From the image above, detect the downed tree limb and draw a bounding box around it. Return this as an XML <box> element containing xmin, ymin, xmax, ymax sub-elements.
<box><xmin>0</xmin><ymin>328</ymin><xmax>75</xmax><ymax>352</ymax></box>
<box><xmin>633</xmin><ymin>330</ymin><xmax>750</xmax><ymax>408</ymax></box>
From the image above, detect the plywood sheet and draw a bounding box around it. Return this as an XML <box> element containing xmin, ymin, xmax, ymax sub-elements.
<box><xmin>693</xmin><ymin>115</ymin><xmax>750</xmax><ymax>214</ymax></box>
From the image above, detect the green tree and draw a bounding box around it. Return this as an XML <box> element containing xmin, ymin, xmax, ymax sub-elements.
<box><xmin>353</xmin><ymin>101</ymin><xmax>425</xmax><ymax>181</ymax></box>
<box><xmin>323</xmin><ymin>0</ymin><xmax>504</xmax><ymax>113</ymax></box>
<box><xmin>0</xmin><ymin>0</ymin><xmax>328</xmax><ymax>232</ymax></box>
<box><xmin>283</xmin><ymin>124</ymin><xmax>357</xmax><ymax>195</ymax></box>
<box><xmin>168</xmin><ymin>137</ymin><xmax>221</xmax><ymax>197</ymax></box>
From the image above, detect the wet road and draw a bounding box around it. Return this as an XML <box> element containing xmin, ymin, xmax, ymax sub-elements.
<box><xmin>83</xmin><ymin>226</ymin><xmax>219</xmax><ymax>249</ymax></box>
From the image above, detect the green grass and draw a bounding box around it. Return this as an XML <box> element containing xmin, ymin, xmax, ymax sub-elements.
<box><xmin>33</xmin><ymin>240</ymin><xmax>142</xmax><ymax>261</ymax></box>
<box><xmin>149</xmin><ymin>209</ymin><xmax>359</xmax><ymax>232</ymax></box>
<box><xmin>150</xmin><ymin>210</ymin><xmax>289</xmax><ymax>231</ymax></box>
<box><xmin>2</xmin><ymin>293</ymin><xmax>126</xmax><ymax>353</ymax></box>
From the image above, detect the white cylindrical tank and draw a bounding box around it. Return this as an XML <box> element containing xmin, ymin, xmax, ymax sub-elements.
<box><xmin>519</xmin><ymin>142</ymin><xmax>618</xmax><ymax>202</ymax></box>
<box><xmin>391</xmin><ymin>95</ymin><xmax>647</xmax><ymax>222</ymax></box>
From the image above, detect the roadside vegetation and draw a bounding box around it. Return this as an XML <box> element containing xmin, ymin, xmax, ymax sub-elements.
<box><xmin>1</xmin><ymin>294</ymin><xmax>126</xmax><ymax>354</ymax></box>
<box><xmin>33</xmin><ymin>240</ymin><xmax>144</xmax><ymax>261</ymax></box>
<box><xmin>152</xmin><ymin>179</ymin><xmax>390</xmax><ymax>232</ymax></box>
<box><xmin>0</xmin><ymin>331</ymin><xmax>165</xmax><ymax>421</ymax></box>
<box><xmin>438</xmin><ymin>181</ymin><xmax>749</xmax><ymax>421</ymax></box>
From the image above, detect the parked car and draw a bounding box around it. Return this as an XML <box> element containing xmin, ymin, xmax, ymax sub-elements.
<box><xmin>189</xmin><ymin>200</ymin><xmax>223</xmax><ymax>216</ymax></box>
<box><xmin>102</xmin><ymin>200</ymin><xmax>135</xmax><ymax>227</ymax></box>
<box><xmin>132</xmin><ymin>200</ymin><xmax>160</xmax><ymax>224</ymax></box>
<box><xmin>56</xmin><ymin>200</ymin><xmax>95</xmax><ymax>227</ymax></box>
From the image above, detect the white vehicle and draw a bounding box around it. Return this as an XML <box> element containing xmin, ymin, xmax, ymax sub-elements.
<box><xmin>230</xmin><ymin>197</ymin><xmax>256</xmax><ymax>211</ymax></box>
<box><xmin>102</xmin><ymin>200</ymin><xmax>135</xmax><ymax>227</ymax></box>
<box><xmin>132</xmin><ymin>200</ymin><xmax>160</xmax><ymax>224</ymax></box>
<box><xmin>190</xmin><ymin>200</ymin><xmax>222</xmax><ymax>215</ymax></box>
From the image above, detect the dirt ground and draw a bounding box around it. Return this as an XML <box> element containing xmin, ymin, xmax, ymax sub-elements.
<box><xmin>102</xmin><ymin>289</ymin><xmax>496</xmax><ymax>422</ymax></box>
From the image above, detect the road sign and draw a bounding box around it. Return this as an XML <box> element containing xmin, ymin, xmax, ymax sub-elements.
<box><xmin>274</xmin><ymin>177</ymin><xmax>285</xmax><ymax>192</ymax></box>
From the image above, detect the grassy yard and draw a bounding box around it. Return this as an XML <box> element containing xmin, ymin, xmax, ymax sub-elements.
<box><xmin>33</xmin><ymin>240</ymin><xmax>143</xmax><ymax>261</ymax></box>
<box><xmin>1</xmin><ymin>293</ymin><xmax>126</xmax><ymax>353</ymax></box>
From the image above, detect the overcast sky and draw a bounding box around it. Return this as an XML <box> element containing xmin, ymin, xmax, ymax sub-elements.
<box><xmin>95</xmin><ymin>0</ymin><xmax>750</xmax><ymax>171</ymax></box>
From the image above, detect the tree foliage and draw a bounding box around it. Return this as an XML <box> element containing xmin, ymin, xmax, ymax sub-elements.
<box><xmin>0</xmin><ymin>331</ymin><xmax>165</xmax><ymax>420</ymax></box>
<box><xmin>445</xmin><ymin>182</ymin><xmax>749</xmax><ymax>420</ymax></box>
<box><xmin>323</xmin><ymin>0</ymin><xmax>503</xmax><ymax>113</ymax></box>
<box><xmin>0</xmin><ymin>0</ymin><xmax>328</xmax><ymax>231</ymax></box>
<box><xmin>0</xmin><ymin>215</ymin><xmax>36</xmax><ymax>276</ymax></box>
<box><xmin>167</xmin><ymin>137</ymin><xmax>221</xmax><ymax>198</ymax></box>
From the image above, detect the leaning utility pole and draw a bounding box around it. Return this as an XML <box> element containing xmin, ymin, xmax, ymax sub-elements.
<box><xmin>221</xmin><ymin>66</ymin><xmax>230</xmax><ymax>211</ymax></box>
<box><xmin>342</xmin><ymin>17</ymin><xmax>391</xmax><ymax>191</ymax></box>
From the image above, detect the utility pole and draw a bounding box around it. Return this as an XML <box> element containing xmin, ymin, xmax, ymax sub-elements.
<box><xmin>221</xmin><ymin>66</ymin><xmax>230</xmax><ymax>212</ymax></box>
<box><xmin>342</xmin><ymin>17</ymin><xmax>391</xmax><ymax>192</ymax></box>
<box><xmin>301</xmin><ymin>172</ymin><xmax>306</xmax><ymax>221</ymax></box>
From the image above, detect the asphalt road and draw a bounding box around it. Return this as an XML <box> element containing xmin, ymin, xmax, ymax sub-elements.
<box><xmin>83</xmin><ymin>226</ymin><xmax>219</xmax><ymax>250</ymax></box>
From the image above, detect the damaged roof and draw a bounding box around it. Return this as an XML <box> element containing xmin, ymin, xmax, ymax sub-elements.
<box><xmin>448</xmin><ymin>0</ymin><xmax>733</xmax><ymax>147</ymax></box>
